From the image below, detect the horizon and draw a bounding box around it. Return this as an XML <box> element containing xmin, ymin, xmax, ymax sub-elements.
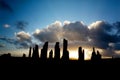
<box><xmin>0</xmin><ymin>39</ymin><xmax>115</xmax><ymax>60</ymax></box>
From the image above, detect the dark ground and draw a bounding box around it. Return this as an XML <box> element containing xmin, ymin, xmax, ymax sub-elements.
<box><xmin>0</xmin><ymin>57</ymin><xmax>119</xmax><ymax>79</ymax></box>
<box><xmin>0</xmin><ymin>57</ymin><xmax>120</xmax><ymax>64</ymax></box>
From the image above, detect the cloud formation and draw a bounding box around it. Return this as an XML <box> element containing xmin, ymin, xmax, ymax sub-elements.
<box><xmin>0</xmin><ymin>36</ymin><xmax>15</xmax><ymax>44</ymax></box>
<box><xmin>2</xmin><ymin>20</ymin><xmax>120</xmax><ymax>52</ymax></box>
<box><xmin>33</xmin><ymin>21</ymin><xmax>120</xmax><ymax>52</ymax></box>
<box><xmin>15</xmin><ymin>31</ymin><xmax>31</xmax><ymax>43</ymax></box>
<box><xmin>14</xmin><ymin>31</ymin><xmax>32</xmax><ymax>48</ymax></box>
<box><xmin>15</xmin><ymin>21</ymin><xmax>28</xmax><ymax>30</ymax></box>
<box><xmin>33</xmin><ymin>21</ymin><xmax>62</xmax><ymax>43</ymax></box>
<box><xmin>0</xmin><ymin>31</ymin><xmax>32</xmax><ymax>48</ymax></box>
<box><xmin>0</xmin><ymin>43</ymin><xmax>5</xmax><ymax>47</ymax></box>
<box><xmin>1</xmin><ymin>20</ymin><xmax>120</xmax><ymax>58</ymax></box>
<box><xmin>63</xmin><ymin>21</ymin><xmax>89</xmax><ymax>41</ymax></box>
<box><xmin>33</xmin><ymin>21</ymin><xmax>89</xmax><ymax>42</ymax></box>
<box><xmin>89</xmin><ymin>21</ymin><xmax>120</xmax><ymax>50</ymax></box>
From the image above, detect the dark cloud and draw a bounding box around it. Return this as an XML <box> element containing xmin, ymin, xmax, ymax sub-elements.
<box><xmin>0</xmin><ymin>43</ymin><xmax>5</xmax><ymax>47</ymax></box>
<box><xmin>16</xmin><ymin>42</ymin><xmax>30</xmax><ymax>49</ymax></box>
<box><xmin>89</xmin><ymin>21</ymin><xmax>120</xmax><ymax>49</ymax></box>
<box><xmin>113</xmin><ymin>21</ymin><xmax>120</xmax><ymax>36</ymax></box>
<box><xmin>0</xmin><ymin>36</ymin><xmax>21</xmax><ymax>48</ymax></box>
<box><xmin>0</xmin><ymin>0</ymin><xmax>13</xmax><ymax>12</ymax></box>
<box><xmin>89</xmin><ymin>21</ymin><xmax>113</xmax><ymax>42</ymax></box>
<box><xmin>0</xmin><ymin>36</ymin><xmax>16</xmax><ymax>44</ymax></box>
<box><xmin>15</xmin><ymin>21</ymin><xmax>28</xmax><ymax>30</ymax></box>
<box><xmin>63</xmin><ymin>21</ymin><xmax>89</xmax><ymax>41</ymax></box>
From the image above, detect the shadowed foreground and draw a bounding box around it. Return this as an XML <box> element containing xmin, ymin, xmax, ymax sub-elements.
<box><xmin>0</xmin><ymin>56</ymin><xmax>120</xmax><ymax>65</ymax></box>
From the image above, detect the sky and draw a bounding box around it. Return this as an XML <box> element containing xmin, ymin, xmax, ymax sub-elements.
<box><xmin>0</xmin><ymin>0</ymin><xmax>120</xmax><ymax>60</ymax></box>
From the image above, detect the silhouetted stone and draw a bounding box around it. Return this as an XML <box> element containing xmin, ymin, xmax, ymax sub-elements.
<box><xmin>91</xmin><ymin>47</ymin><xmax>97</xmax><ymax>61</ymax></box>
<box><xmin>83</xmin><ymin>50</ymin><xmax>84</xmax><ymax>55</ymax></box>
<box><xmin>32</xmin><ymin>47</ymin><xmax>35</xmax><ymax>58</ymax></box>
<box><xmin>62</xmin><ymin>39</ymin><xmax>69</xmax><ymax>60</ymax></box>
<box><xmin>32</xmin><ymin>44</ymin><xmax>39</xmax><ymax>59</ymax></box>
<box><xmin>49</xmin><ymin>50</ymin><xmax>53</xmax><ymax>59</ymax></box>
<box><xmin>41</xmin><ymin>42</ymin><xmax>48</xmax><ymax>60</ymax></box>
<box><xmin>91</xmin><ymin>47</ymin><xmax>102</xmax><ymax>62</ymax></box>
<box><xmin>96</xmin><ymin>50</ymin><xmax>102</xmax><ymax>60</ymax></box>
<box><xmin>7</xmin><ymin>53</ymin><xmax>11</xmax><ymax>57</ymax></box>
<box><xmin>1</xmin><ymin>53</ymin><xmax>11</xmax><ymax>58</ymax></box>
<box><xmin>78</xmin><ymin>47</ymin><xmax>84</xmax><ymax>61</ymax></box>
<box><xmin>41</xmin><ymin>49</ymin><xmax>43</xmax><ymax>58</ymax></box>
<box><xmin>28</xmin><ymin>46</ymin><xmax>31</xmax><ymax>58</ymax></box>
<box><xmin>54</xmin><ymin>42</ymin><xmax>60</xmax><ymax>61</ymax></box>
<box><xmin>23</xmin><ymin>53</ymin><xmax>26</xmax><ymax>58</ymax></box>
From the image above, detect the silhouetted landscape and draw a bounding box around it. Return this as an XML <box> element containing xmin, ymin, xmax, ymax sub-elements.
<box><xmin>1</xmin><ymin>39</ymin><xmax>120</xmax><ymax>65</ymax></box>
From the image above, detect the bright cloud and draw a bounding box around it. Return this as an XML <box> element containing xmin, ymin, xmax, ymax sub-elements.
<box><xmin>15</xmin><ymin>31</ymin><xmax>31</xmax><ymax>42</ymax></box>
<box><xmin>33</xmin><ymin>21</ymin><xmax>63</xmax><ymax>43</ymax></box>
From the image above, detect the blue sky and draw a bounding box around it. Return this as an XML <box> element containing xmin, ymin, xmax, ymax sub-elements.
<box><xmin>0</xmin><ymin>0</ymin><xmax>120</xmax><ymax>58</ymax></box>
<box><xmin>1</xmin><ymin>0</ymin><xmax>120</xmax><ymax>30</ymax></box>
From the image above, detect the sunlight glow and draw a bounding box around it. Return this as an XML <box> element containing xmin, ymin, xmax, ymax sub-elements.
<box><xmin>35</xmin><ymin>29</ymin><xmax>40</xmax><ymax>34</ymax></box>
<box><xmin>69</xmin><ymin>51</ymin><xmax>78</xmax><ymax>60</ymax></box>
<box><xmin>69</xmin><ymin>49</ymin><xmax>92</xmax><ymax>60</ymax></box>
<box><xmin>84</xmin><ymin>49</ymin><xmax>92</xmax><ymax>60</ymax></box>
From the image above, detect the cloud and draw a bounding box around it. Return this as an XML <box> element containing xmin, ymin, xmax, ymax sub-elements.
<box><xmin>0</xmin><ymin>36</ymin><xmax>16</xmax><ymax>44</ymax></box>
<box><xmin>63</xmin><ymin>20</ymin><xmax>71</xmax><ymax>25</ymax></box>
<box><xmin>1</xmin><ymin>20</ymin><xmax>120</xmax><ymax>58</ymax></box>
<box><xmin>15</xmin><ymin>31</ymin><xmax>31</xmax><ymax>43</ymax></box>
<box><xmin>0</xmin><ymin>36</ymin><xmax>22</xmax><ymax>49</ymax></box>
<box><xmin>14</xmin><ymin>31</ymin><xmax>33</xmax><ymax>48</ymax></box>
<box><xmin>3</xmin><ymin>24</ymin><xmax>10</xmax><ymax>28</ymax></box>
<box><xmin>33</xmin><ymin>21</ymin><xmax>62</xmax><ymax>43</ymax></box>
<box><xmin>15</xmin><ymin>21</ymin><xmax>28</xmax><ymax>30</ymax></box>
<box><xmin>63</xmin><ymin>21</ymin><xmax>89</xmax><ymax>41</ymax></box>
<box><xmin>88</xmin><ymin>21</ymin><xmax>120</xmax><ymax>49</ymax></box>
<box><xmin>0</xmin><ymin>0</ymin><xmax>13</xmax><ymax>12</ymax></box>
<box><xmin>113</xmin><ymin>21</ymin><xmax>120</xmax><ymax>36</ymax></box>
<box><xmin>0</xmin><ymin>31</ymin><xmax>32</xmax><ymax>48</ymax></box>
<box><xmin>33</xmin><ymin>21</ymin><xmax>89</xmax><ymax>43</ymax></box>
<box><xmin>0</xmin><ymin>43</ymin><xmax>5</xmax><ymax>47</ymax></box>
<box><xmin>101</xmin><ymin>48</ymin><xmax>115</xmax><ymax>58</ymax></box>
<box><xmin>16</xmin><ymin>42</ymin><xmax>30</xmax><ymax>49</ymax></box>
<box><xmin>32</xmin><ymin>20</ymin><xmax>120</xmax><ymax>58</ymax></box>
